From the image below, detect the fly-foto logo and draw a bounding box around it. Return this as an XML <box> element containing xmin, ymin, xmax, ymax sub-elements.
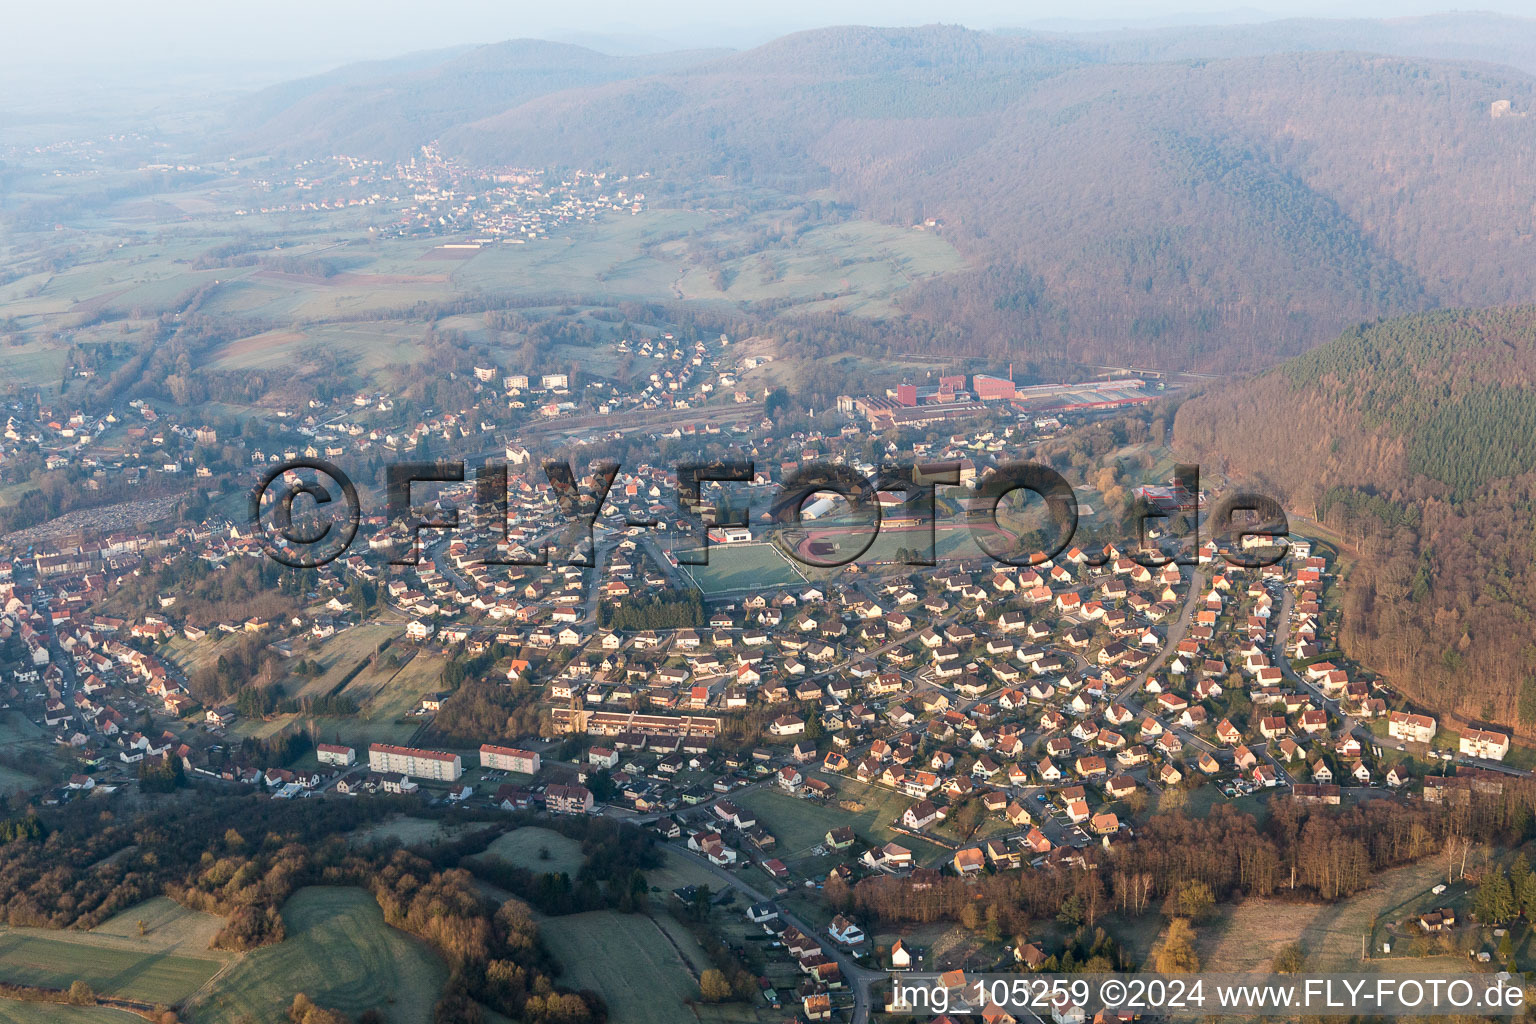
<box><xmin>248</xmin><ymin>458</ymin><xmax>1287</xmax><ymax>570</ymax></box>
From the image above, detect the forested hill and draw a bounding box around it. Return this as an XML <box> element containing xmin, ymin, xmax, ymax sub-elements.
<box><xmin>1173</xmin><ymin>307</ymin><xmax>1536</xmax><ymax>732</ymax></box>
<box><xmin>225</xmin><ymin>40</ymin><xmax>728</xmax><ymax>160</ymax></box>
<box><xmin>227</xmin><ymin>20</ymin><xmax>1536</xmax><ymax>371</ymax></box>
<box><xmin>435</xmin><ymin>27</ymin><xmax>1536</xmax><ymax>371</ymax></box>
<box><xmin>1017</xmin><ymin>12</ymin><xmax>1536</xmax><ymax>74</ymax></box>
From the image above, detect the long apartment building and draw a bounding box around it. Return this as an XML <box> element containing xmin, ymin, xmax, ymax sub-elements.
<box><xmin>480</xmin><ymin>744</ymin><xmax>541</xmax><ymax>774</ymax></box>
<box><xmin>552</xmin><ymin>707</ymin><xmax>721</xmax><ymax>738</ymax></box>
<box><xmin>368</xmin><ymin>743</ymin><xmax>463</xmax><ymax>781</ymax></box>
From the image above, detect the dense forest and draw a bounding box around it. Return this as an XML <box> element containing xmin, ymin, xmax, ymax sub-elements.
<box><xmin>1174</xmin><ymin>306</ymin><xmax>1536</xmax><ymax>731</ymax></box>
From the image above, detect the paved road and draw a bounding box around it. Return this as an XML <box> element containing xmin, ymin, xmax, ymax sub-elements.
<box><xmin>668</xmin><ymin>846</ymin><xmax>886</xmax><ymax>1024</ymax></box>
<box><xmin>1114</xmin><ymin>567</ymin><xmax>1205</xmax><ymax>705</ymax></box>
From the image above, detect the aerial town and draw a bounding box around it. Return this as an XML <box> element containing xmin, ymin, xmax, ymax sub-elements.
<box><xmin>0</xmin><ymin>325</ymin><xmax>1519</xmax><ymax>1023</ymax></box>
<box><xmin>7</xmin><ymin>21</ymin><xmax>1536</xmax><ymax>1016</ymax></box>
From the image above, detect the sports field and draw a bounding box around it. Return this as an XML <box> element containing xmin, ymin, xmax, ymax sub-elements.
<box><xmin>819</xmin><ymin>523</ymin><xmax>987</xmax><ymax>570</ymax></box>
<box><xmin>185</xmin><ymin>887</ymin><xmax>446</xmax><ymax>1024</ymax></box>
<box><xmin>0</xmin><ymin>898</ymin><xmax>231</xmax><ymax>1005</ymax></box>
<box><xmin>679</xmin><ymin>543</ymin><xmax>806</xmax><ymax>596</ymax></box>
<box><xmin>538</xmin><ymin>911</ymin><xmax>701</xmax><ymax>1024</ymax></box>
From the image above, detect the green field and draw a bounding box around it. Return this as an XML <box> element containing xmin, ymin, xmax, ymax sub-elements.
<box><xmin>667</xmin><ymin>218</ymin><xmax>967</xmax><ymax>317</ymax></box>
<box><xmin>348</xmin><ymin>815</ymin><xmax>483</xmax><ymax>848</ymax></box>
<box><xmin>93</xmin><ymin>897</ymin><xmax>228</xmax><ymax>951</ymax></box>
<box><xmin>679</xmin><ymin>543</ymin><xmax>806</xmax><ymax>596</ymax></box>
<box><xmin>0</xmin><ymin>897</ymin><xmax>231</xmax><ymax>1005</ymax></box>
<box><xmin>538</xmin><ymin>912</ymin><xmax>702</xmax><ymax>1024</ymax></box>
<box><xmin>203</xmin><ymin>323</ymin><xmax>435</xmax><ymax>380</ymax></box>
<box><xmin>645</xmin><ymin>850</ymin><xmax>731</xmax><ymax>894</ymax></box>
<box><xmin>0</xmin><ymin>1002</ymin><xmax>143</xmax><ymax>1024</ymax></box>
<box><xmin>0</xmin><ymin>713</ymin><xmax>59</xmax><ymax>792</ymax></box>
<box><xmin>286</xmin><ymin>623</ymin><xmax>401</xmax><ymax>701</ymax></box>
<box><xmin>0</xmin><ymin>766</ymin><xmax>41</xmax><ymax>795</ymax></box>
<box><xmin>477</xmin><ymin>827</ymin><xmax>585</xmax><ymax>876</ymax></box>
<box><xmin>185</xmin><ymin>887</ymin><xmax>446</xmax><ymax>1024</ymax></box>
<box><xmin>1196</xmin><ymin>858</ymin><xmax>1467</xmax><ymax>975</ymax></box>
<box><xmin>306</xmin><ymin>647</ymin><xmax>446</xmax><ymax>750</ymax></box>
<box><xmin>0</xmin><ymin>341</ymin><xmax>69</xmax><ymax>387</ymax></box>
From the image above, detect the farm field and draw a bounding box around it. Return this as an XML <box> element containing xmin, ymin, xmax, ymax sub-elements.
<box><xmin>453</xmin><ymin>214</ymin><xmax>696</xmax><ymax>301</ymax></box>
<box><xmin>286</xmin><ymin>623</ymin><xmax>399</xmax><ymax>701</ymax></box>
<box><xmin>668</xmin><ymin>218</ymin><xmax>967</xmax><ymax>316</ymax></box>
<box><xmin>0</xmin><ymin>714</ymin><xmax>50</xmax><ymax>793</ymax></box>
<box><xmin>0</xmin><ymin>1003</ymin><xmax>143</xmax><ymax>1024</ymax></box>
<box><xmin>203</xmin><ymin>323</ymin><xmax>434</xmax><ymax>381</ymax></box>
<box><xmin>679</xmin><ymin>543</ymin><xmax>806</xmax><ymax>596</ymax></box>
<box><xmin>185</xmin><ymin>887</ymin><xmax>446</xmax><ymax>1024</ymax></box>
<box><xmin>93</xmin><ymin>897</ymin><xmax>228</xmax><ymax>952</ymax></box>
<box><xmin>1195</xmin><ymin>858</ymin><xmax>1466</xmax><ymax>975</ymax></box>
<box><xmin>476</xmin><ymin>827</ymin><xmax>585</xmax><ymax>875</ymax></box>
<box><xmin>0</xmin><ymin>341</ymin><xmax>69</xmax><ymax>388</ymax></box>
<box><xmin>538</xmin><ymin>911</ymin><xmax>700</xmax><ymax>1024</ymax></box>
<box><xmin>0</xmin><ymin>899</ymin><xmax>231</xmax><ymax>1006</ymax></box>
<box><xmin>304</xmin><ymin>648</ymin><xmax>447</xmax><ymax>750</ymax></box>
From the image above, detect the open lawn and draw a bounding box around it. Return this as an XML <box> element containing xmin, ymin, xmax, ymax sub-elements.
<box><xmin>476</xmin><ymin>827</ymin><xmax>585</xmax><ymax>876</ymax></box>
<box><xmin>737</xmin><ymin>778</ymin><xmax>952</xmax><ymax>868</ymax></box>
<box><xmin>835</xmin><ymin>525</ymin><xmax>987</xmax><ymax>573</ymax></box>
<box><xmin>185</xmin><ymin>887</ymin><xmax>446</xmax><ymax>1024</ymax></box>
<box><xmin>0</xmin><ymin>712</ymin><xmax>59</xmax><ymax>791</ymax></box>
<box><xmin>670</xmin><ymin>218</ymin><xmax>966</xmax><ymax>316</ymax></box>
<box><xmin>0</xmin><ymin>766</ymin><xmax>42</xmax><ymax>796</ymax></box>
<box><xmin>204</xmin><ymin>323</ymin><xmax>433</xmax><ymax>380</ymax></box>
<box><xmin>0</xmin><ymin>342</ymin><xmax>68</xmax><ymax>388</ymax></box>
<box><xmin>0</xmin><ymin>714</ymin><xmax>47</xmax><ymax>746</ymax></box>
<box><xmin>647</xmin><ymin>850</ymin><xmax>730</xmax><ymax>894</ymax></box>
<box><xmin>735</xmin><ymin>788</ymin><xmax>851</xmax><ymax>860</ymax></box>
<box><xmin>539</xmin><ymin>911</ymin><xmax>700</xmax><ymax>1024</ymax></box>
<box><xmin>1157</xmin><ymin>782</ymin><xmax>1272</xmax><ymax>823</ymax></box>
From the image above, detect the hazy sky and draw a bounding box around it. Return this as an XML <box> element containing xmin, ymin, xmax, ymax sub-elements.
<box><xmin>9</xmin><ymin>0</ymin><xmax>1533</xmax><ymax>76</ymax></box>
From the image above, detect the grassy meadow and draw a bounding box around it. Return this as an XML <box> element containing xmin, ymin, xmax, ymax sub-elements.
<box><xmin>0</xmin><ymin>899</ymin><xmax>231</xmax><ymax>1005</ymax></box>
<box><xmin>185</xmin><ymin>887</ymin><xmax>446</xmax><ymax>1024</ymax></box>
